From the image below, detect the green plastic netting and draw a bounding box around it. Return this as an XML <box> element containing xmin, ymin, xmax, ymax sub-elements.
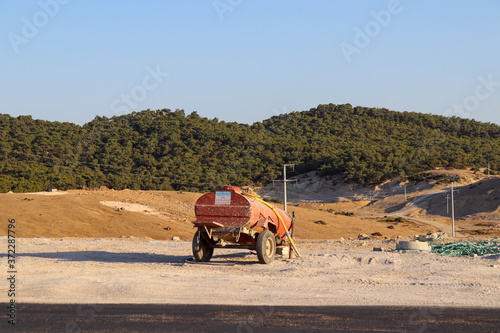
<box><xmin>431</xmin><ymin>237</ymin><xmax>500</xmax><ymax>257</ymax></box>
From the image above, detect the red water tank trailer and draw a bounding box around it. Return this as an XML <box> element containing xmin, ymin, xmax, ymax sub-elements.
<box><xmin>192</xmin><ymin>186</ymin><xmax>296</xmax><ymax>264</ymax></box>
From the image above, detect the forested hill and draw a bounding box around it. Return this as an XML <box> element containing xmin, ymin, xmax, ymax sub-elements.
<box><xmin>1</xmin><ymin>104</ymin><xmax>500</xmax><ymax>192</ymax></box>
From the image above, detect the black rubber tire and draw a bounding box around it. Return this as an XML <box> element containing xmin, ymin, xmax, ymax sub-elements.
<box><xmin>192</xmin><ymin>230</ymin><xmax>214</xmax><ymax>262</ymax></box>
<box><xmin>256</xmin><ymin>230</ymin><xmax>276</xmax><ymax>264</ymax></box>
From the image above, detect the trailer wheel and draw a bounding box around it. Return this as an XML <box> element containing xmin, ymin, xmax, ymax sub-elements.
<box><xmin>256</xmin><ymin>230</ymin><xmax>276</xmax><ymax>264</ymax></box>
<box><xmin>192</xmin><ymin>230</ymin><xmax>213</xmax><ymax>262</ymax></box>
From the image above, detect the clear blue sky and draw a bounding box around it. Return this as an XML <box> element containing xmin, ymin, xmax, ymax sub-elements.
<box><xmin>1</xmin><ymin>0</ymin><xmax>500</xmax><ymax>125</ymax></box>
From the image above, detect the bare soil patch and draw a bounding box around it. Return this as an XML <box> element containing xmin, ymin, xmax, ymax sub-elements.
<box><xmin>0</xmin><ymin>189</ymin><xmax>440</xmax><ymax>241</ymax></box>
<box><xmin>1</xmin><ymin>169</ymin><xmax>499</xmax><ymax>309</ymax></box>
<box><xmin>4</xmin><ymin>237</ymin><xmax>499</xmax><ymax>307</ymax></box>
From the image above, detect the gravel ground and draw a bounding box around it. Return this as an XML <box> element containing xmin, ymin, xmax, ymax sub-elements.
<box><xmin>3</xmin><ymin>237</ymin><xmax>499</xmax><ymax>307</ymax></box>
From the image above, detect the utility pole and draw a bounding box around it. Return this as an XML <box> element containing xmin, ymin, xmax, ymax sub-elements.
<box><xmin>446</xmin><ymin>194</ymin><xmax>450</xmax><ymax>215</ymax></box>
<box><xmin>451</xmin><ymin>182</ymin><xmax>455</xmax><ymax>238</ymax></box>
<box><xmin>488</xmin><ymin>162</ymin><xmax>490</xmax><ymax>177</ymax></box>
<box><xmin>283</xmin><ymin>164</ymin><xmax>294</xmax><ymax>212</ymax></box>
<box><xmin>404</xmin><ymin>185</ymin><xmax>407</xmax><ymax>202</ymax></box>
<box><xmin>272</xmin><ymin>164</ymin><xmax>297</xmax><ymax>212</ymax></box>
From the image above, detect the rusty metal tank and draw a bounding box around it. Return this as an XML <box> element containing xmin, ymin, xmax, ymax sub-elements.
<box><xmin>194</xmin><ymin>186</ymin><xmax>292</xmax><ymax>242</ymax></box>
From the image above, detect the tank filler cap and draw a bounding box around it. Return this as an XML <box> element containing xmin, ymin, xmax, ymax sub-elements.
<box><xmin>223</xmin><ymin>185</ymin><xmax>241</xmax><ymax>193</ymax></box>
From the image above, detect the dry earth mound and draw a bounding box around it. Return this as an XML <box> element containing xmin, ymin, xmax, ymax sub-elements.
<box><xmin>0</xmin><ymin>189</ymin><xmax>438</xmax><ymax>241</ymax></box>
<box><xmin>1</xmin><ymin>168</ymin><xmax>499</xmax><ymax>240</ymax></box>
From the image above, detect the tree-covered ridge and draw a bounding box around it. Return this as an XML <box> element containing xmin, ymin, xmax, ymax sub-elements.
<box><xmin>1</xmin><ymin>104</ymin><xmax>499</xmax><ymax>192</ymax></box>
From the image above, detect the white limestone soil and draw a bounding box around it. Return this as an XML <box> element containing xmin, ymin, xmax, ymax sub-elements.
<box><xmin>4</xmin><ymin>237</ymin><xmax>499</xmax><ymax>308</ymax></box>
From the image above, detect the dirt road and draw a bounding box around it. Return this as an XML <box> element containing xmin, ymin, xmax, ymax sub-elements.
<box><xmin>6</xmin><ymin>237</ymin><xmax>499</xmax><ymax>307</ymax></box>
